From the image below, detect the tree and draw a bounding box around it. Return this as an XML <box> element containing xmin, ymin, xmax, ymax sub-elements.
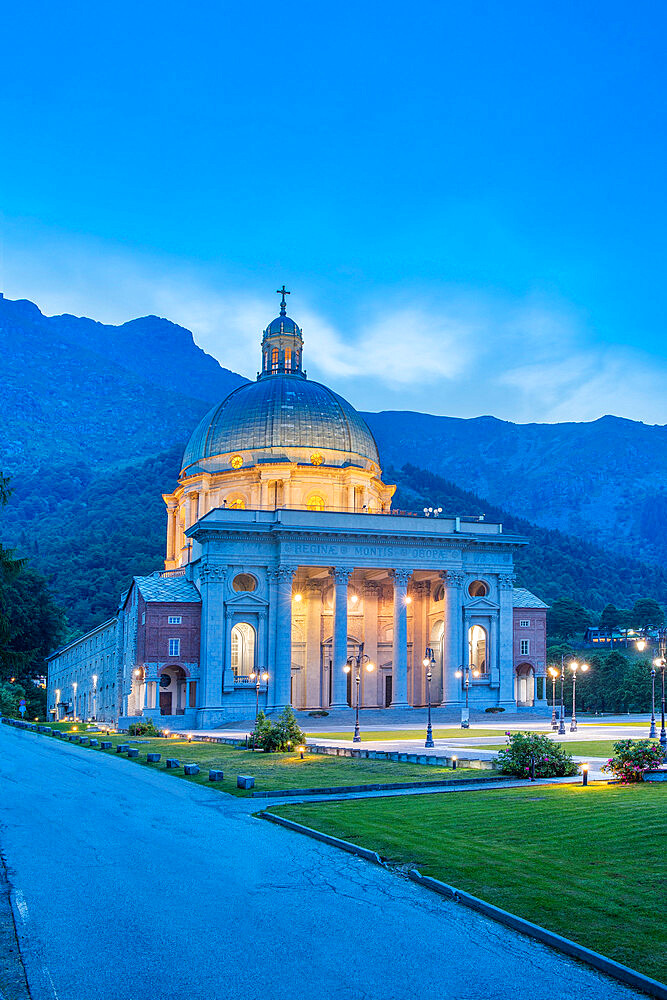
<box><xmin>0</xmin><ymin>474</ymin><xmax>26</xmax><ymax>672</ymax></box>
<box><xmin>599</xmin><ymin>604</ymin><xmax>620</xmax><ymax>632</ymax></box>
<box><xmin>546</xmin><ymin>598</ymin><xmax>591</xmax><ymax>641</ymax></box>
<box><xmin>630</xmin><ymin>598</ymin><xmax>665</xmax><ymax>630</ymax></box>
<box><xmin>0</xmin><ymin>680</ymin><xmax>26</xmax><ymax>718</ymax></box>
<box><xmin>0</xmin><ymin>473</ymin><xmax>67</xmax><ymax>718</ymax></box>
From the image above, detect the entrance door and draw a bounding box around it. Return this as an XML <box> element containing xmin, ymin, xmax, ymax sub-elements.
<box><xmin>385</xmin><ymin>675</ymin><xmax>392</xmax><ymax>707</ymax></box>
<box><xmin>159</xmin><ymin>692</ymin><xmax>172</xmax><ymax>715</ymax></box>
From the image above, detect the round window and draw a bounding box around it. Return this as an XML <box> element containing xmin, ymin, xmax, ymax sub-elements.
<box><xmin>468</xmin><ymin>580</ymin><xmax>489</xmax><ymax>598</ymax></box>
<box><xmin>232</xmin><ymin>573</ymin><xmax>257</xmax><ymax>592</ymax></box>
<box><xmin>159</xmin><ymin>674</ymin><xmax>171</xmax><ymax>688</ymax></box>
<box><xmin>230</xmin><ymin>455</ymin><xmax>243</xmax><ymax>469</ymax></box>
<box><xmin>310</xmin><ymin>452</ymin><xmax>324</xmax><ymax>466</ymax></box>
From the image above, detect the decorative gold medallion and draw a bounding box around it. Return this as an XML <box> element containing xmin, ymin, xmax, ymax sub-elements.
<box><xmin>230</xmin><ymin>454</ymin><xmax>243</xmax><ymax>469</ymax></box>
<box><xmin>310</xmin><ymin>452</ymin><xmax>324</xmax><ymax>466</ymax></box>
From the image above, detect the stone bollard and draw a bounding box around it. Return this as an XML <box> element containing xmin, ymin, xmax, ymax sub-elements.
<box><xmin>146</xmin><ymin>753</ymin><xmax>161</xmax><ymax>763</ymax></box>
<box><xmin>89</xmin><ymin>739</ymin><xmax>98</xmax><ymax>747</ymax></box>
<box><xmin>184</xmin><ymin>763</ymin><xmax>200</xmax><ymax>775</ymax></box>
<box><xmin>127</xmin><ymin>748</ymin><xmax>139</xmax><ymax>758</ymax></box>
<box><xmin>116</xmin><ymin>744</ymin><xmax>129</xmax><ymax>753</ymax></box>
<box><xmin>100</xmin><ymin>741</ymin><xmax>112</xmax><ymax>750</ymax></box>
<box><xmin>237</xmin><ymin>775</ymin><xmax>255</xmax><ymax>789</ymax></box>
<box><xmin>80</xmin><ymin>738</ymin><xmax>90</xmax><ymax>746</ymax></box>
<box><xmin>166</xmin><ymin>759</ymin><xmax>180</xmax><ymax>769</ymax></box>
<box><xmin>209</xmin><ymin>769</ymin><xmax>224</xmax><ymax>781</ymax></box>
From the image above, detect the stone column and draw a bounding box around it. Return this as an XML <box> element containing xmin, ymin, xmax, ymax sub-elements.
<box><xmin>330</xmin><ymin>568</ymin><xmax>352</xmax><ymax>709</ymax></box>
<box><xmin>391</xmin><ymin>569</ymin><xmax>412</xmax><ymax>708</ymax></box>
<box><xmin>362</xmin><ymin>582</ymin><xmax>380</xmax><ymax>707</ymax></box>
<box><xmin>166</xmin><ymin>505</ymin><xmax>177</xmax><ymax>563</ymax></box>
<box><xmin>197</xmin><ymin>565</ymin><xmax>226</xmax><ymax>724</ymax></box>
<box><xmin>411</xmin><ymin>580</ymin><xmax>430</xmax><ymax>706</ymax></box>
<box><xmin>305</xmin><ymin>581</ymin><xmax>323</xmax><ymax>709</ymax></box>
<box><xmin>498</xmin><ymin>573</ymin><xmax>516</xmax><ymax>706</ymax></box>
<box><xmin>442</xmin><ymin>570</ymin><xmax>464</xmax><ymax>705</ymax></box>
<box><xmin>260</xmin><ymin>478</ymin><xmax>268</xmax><ymax>509</ymax></box>
<box><xmin>274</xmin><ymin>566</ymin><xmax>296</xmax><ymax>708</ymax></box>
<box><xmin>184</xmin><ymin>493</ymin><xmax>194</xmax><ymax>529</ymax></box>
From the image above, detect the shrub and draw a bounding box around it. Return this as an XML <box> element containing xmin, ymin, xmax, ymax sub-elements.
<box><xmin>496</xmin><ymin>731</ymin><xmax>578</xmax><ymax>779</ymax></box>
<box><xmin>484</xmin><ymin>706</ymin><xmax>505</xmax><ymax>713</ymax></box>
<box><xmin>128</xmin><ymin>720</ymin><xmax>161</xmax><ymax>737</ymax></box>
<box><xmin>602</xmin><ymin>739</ymin><xmax>665</xmax><ymax>784</ymax></box>
<box><xmin>251</xmin><ymin>706</ymin><xmax>306</xmax><ymax>752</ymax></box>
<box><xmin>308</xmin><ymin>710</ymin><xmax>329</xmax><ymax>717</ymax></box>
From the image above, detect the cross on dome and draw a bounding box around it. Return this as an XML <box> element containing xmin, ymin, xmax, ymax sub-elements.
<box><xmin>276</xmin><ymin>284</ymin><xmax>290</xmax><ymax>316</ymax></box>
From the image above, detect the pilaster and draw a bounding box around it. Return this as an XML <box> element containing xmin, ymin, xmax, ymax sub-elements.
<box><xmin>442</xmin><ymin>570</ymin><xmax>464</xmax><ymax>704</ymax></box>
<box><xmin>274</xmin><ymin>566</ymin><xmax>296</xmax><ymax>708</ymax></box>
<box><xmin>330</xmin><ymin>567</ymin><xmax>352</xmax><ymax>709</ymax></box>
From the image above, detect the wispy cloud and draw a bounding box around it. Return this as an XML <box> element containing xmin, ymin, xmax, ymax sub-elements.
<box><xmin>2</xmin><ymin>222</ymin><xmax>665</xmax><ymax>425</ymax></box>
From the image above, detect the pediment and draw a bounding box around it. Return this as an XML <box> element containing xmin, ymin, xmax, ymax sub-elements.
<box><xmin>465</xmin><ymin>596</ymin><xmax>500</xmax><ymax>612</ymax></box>
<box><xmin>226</xmin><ymin>593</ymin><xmax>268</xmax><ymax>609</ymax></box>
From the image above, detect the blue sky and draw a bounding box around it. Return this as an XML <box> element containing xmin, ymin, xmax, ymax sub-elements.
<box><xmin>1</xmin><ymin>1</ymin><xmax>666</xmax><ymax>422</ymax></box>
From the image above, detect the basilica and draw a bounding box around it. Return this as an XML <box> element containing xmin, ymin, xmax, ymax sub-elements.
<box><xmin>47</xmin><ymin>291</ymin><xmax>548</xmax><ymax>727</ymax></box>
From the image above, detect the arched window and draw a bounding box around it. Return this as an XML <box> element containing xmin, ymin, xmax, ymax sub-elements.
<box><xmin>228</xmin><ymin>497</ymin><xmax>246</xmax><ymax>510</ymax></box>
<box><xmin>307</xmin><ymin>494</ymin><xmax>326</xmax><ymax>512</ymax></box>
<box><xmin>271</xmin><ymin>348</ymin><xmax>279</xmax><ymax>372</ymax></box>
<box><xmin>284</xmin><ymin>348</ymin><xmax>292</xmax><ymax>370</ymax></box>
<box><xmin>468</xmin><ymin>624</ymin><xmax>488</xmax><ymax>674</ymax></box>
<box><xmin>231</xmin><ymin>622</ymin><xmax>256</xmax><ymax>677</ymax></box>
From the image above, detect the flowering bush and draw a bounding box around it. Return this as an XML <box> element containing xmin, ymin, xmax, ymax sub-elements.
<box><xmin>602</xmin><ymin>739</ymin><xmax>665</xmax><ymax>784</ymax></box>
<box><xmin>496</xmin><ymin>731</ymin><xmax>578</xmax><ymax>779</ymax></box>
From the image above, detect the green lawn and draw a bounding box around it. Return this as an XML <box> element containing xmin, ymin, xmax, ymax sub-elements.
<box><xmin>272</xmin><ymin>784</ymin><xmax>667</xmax><ymax>981</ymax></box>
<box><xmin>46</xmin><ymin>731</ymin><xmax>496</xmax><ymax>796</ymax></box>
<box><xmin>482</xmin><ymin>739</ymin><xmax>662</xmax><ymax>757</ymax></box>
<box><xmin>306</xmin><ymin>727</ymin><xmax>516</xmax><ymax>741</ymax></box>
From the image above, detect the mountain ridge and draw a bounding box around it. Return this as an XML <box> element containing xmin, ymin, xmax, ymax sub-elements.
<box><xmin>1</xmin><ymin>293</ymin><xmax>665</xmax><ymax>570</ymax></box>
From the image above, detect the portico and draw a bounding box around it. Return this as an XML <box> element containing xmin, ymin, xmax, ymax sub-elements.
<box><xmin>185</xmin><ymin>506</ymin><xmax>525</xmax><ymax>727</ymax></box>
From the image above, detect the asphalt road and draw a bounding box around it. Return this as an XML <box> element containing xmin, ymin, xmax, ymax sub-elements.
<box><xmin>0</xmin><ymin>727</ymin><xmax>646</xmax><ymax>1000</ymax></box>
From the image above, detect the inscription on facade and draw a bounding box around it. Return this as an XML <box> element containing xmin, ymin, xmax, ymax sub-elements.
<box><xmin>290</xmin><ymin>543</ymin><xmax>347</xmax><ymax>556</ymax></box>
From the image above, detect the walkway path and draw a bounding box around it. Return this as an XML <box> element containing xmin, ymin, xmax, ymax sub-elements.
<box><xmin>0</xmin><ymin>726</ymin><xmax>644</xmax><ymax>1000</ymax></box>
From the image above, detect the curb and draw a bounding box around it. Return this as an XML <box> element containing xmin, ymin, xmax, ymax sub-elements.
<box><xmin>261</xmin><ymin>811</ymin><xmax>667</xmax><ymax>999</ymax></box>
<box><xmin>261</xmin><ymin>811</ymin><xmax>382</xmax><ymax>863</ymax></box>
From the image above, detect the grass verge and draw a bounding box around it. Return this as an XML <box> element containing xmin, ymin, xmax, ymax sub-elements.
<box><xmin>271</xmin><ymin>783</ymin><xmax>666</xmax><ymax>981</ymax></box>
<box><xmin>41</xmin><ymin>730</ymin><xmax>497</xmax><ymax>796</ymax></box>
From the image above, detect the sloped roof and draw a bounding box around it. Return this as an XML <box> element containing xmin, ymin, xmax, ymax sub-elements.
<box><xmin>134</xmin><ymin>574</ymin><xmax>201</xmax><ymax>603</ymax></box>
<box><xmin>513</xmin><ymin>587</ymin><xmax>548</xmax><ymax>610</ymax></box>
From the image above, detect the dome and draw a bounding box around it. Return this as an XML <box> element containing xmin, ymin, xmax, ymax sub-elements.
<box><xmin>182</xmin><ymin>374</ymin><xmax>380</xmax><ymax>472</ymax></box>
<box><xmin>265</xmin><ymin>314</ymin><xmax>301</xmax><ymax>335</ymax></box>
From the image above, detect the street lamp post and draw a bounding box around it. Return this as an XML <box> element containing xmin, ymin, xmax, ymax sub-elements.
<box><xmin>548</xmin><ymin>667</ymin><xmax>559</xmax><ymax>730</ymax></box>
<box><xmin>249</xmin><ymin>669</ymin><xmax>269</xmax><ymax>748</ymax></box>
<box><xmin>455</xmin><ymin>663</ymin><xmax>480</xmax><ymax>728</ymax></box>
<box><xmin>423</xmin><ymin>647</ymin><xmax>436</xmax><ymax>748</ymax></box>
<box><xmin>635</xmin><ymin>627</ymin><xmax>667</xmax><ymax>747</ymax></box>
<box><xmin>558</xmin><ymin>658</ymin><xmax>567</xmax><ymax>735</ymax></box>
<box><xmin>569</xmin><ymin>661</ymin><xmax>589</xmax><ymax>732</ymax></box>
<box><xmin>344</xmin><ymin>642</ymin><xmax>375</xmax><ymax>743</ymax></box>
<box><xmin>654</xmin><ymin>628</ymin><xmax>667</xmax><ymax>755</ymax></box>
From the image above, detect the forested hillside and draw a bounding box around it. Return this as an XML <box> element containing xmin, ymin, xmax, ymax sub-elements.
<box><xmin>7</xmin><ymin>451</ymin><xmax>667</xmax><ymax>636</ymax></box>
